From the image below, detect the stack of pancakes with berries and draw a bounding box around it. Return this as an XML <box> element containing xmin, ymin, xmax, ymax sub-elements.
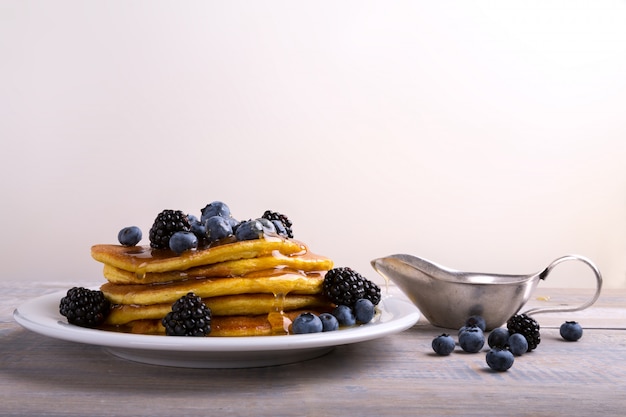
<box><xmin>84</xmin><ymin>202</ymin><xmax>381</xmax><ymax>337</ymax></box>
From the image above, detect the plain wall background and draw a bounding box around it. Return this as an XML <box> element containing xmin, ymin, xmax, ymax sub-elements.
<box><xmin>1</xmin><ymin>0</ymin><xmax>625</xmax><ymax>290</ymax></box>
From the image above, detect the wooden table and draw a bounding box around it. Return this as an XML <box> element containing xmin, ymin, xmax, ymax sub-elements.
<box><xmin>1</xmin><ymin>282</ymin><xmax>625</xmax><ymax>417</ymax></box>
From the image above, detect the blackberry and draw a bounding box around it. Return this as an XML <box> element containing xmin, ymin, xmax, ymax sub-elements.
<box><xmin>322</xmin><ymin>267</ymin><xmax>381</xmax><ymax>307</ymax></box>
<box><xmin>149</xmin><ymin>209</ymin><xmax>191</xmax><ymax>249</ymax></box>
<box><xmin>262</xmin><ymin>210</ymin><xmax>293</xmax><ymax>238</ymax></box>
<box><xmin>162</xmin><ymin>292</ymin><xmax>212</xmax><ymax>336</ymax></box>
<box><xmin>507</xmin><ymin>313</ymin><xmax>541</xmax><ymax>351</ymax></box>
<box><xmin>59</xmin><ymin>287</ymin><xmax>111</xmax><ymax>328</ymax></box>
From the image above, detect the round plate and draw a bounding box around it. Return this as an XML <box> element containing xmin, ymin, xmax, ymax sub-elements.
<box><xmin>13</xmin><ymin>291</ymin><xmax>420</xmax><ymax>368</ymax></box>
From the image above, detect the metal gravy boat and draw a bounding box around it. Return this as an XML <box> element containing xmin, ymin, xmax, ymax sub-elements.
<box><xmin>371</xmin><ymin>254</ymin><xmax>603</xmax><ymax>330</ymax></box>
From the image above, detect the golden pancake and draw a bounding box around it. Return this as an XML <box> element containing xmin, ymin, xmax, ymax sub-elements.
<box><xmin>101</xmin><ymin>271</ymin><xmax>325</xmax><ymax>305</ymax></box>
<box><xmin>91</xmin><ymin>236</ymin><xmax>306</xmax><ymax>274</ymax></box>
<box><xmin>105</xmin><ymin>293</ymin><xmax>334</xmax><ymax>325</ymax></box>
<box><xmin>116</xmin><ymin>309</ymin><xmax>330</xmax><ymax>337</ymax></box>
<box><xmin>102</xmin><ymin>251</ymin><xmax>333</xmax><ymax>284</ymax></box>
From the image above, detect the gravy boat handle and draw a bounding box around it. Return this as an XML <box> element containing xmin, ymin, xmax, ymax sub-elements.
<box><xmin>522</xmin><ymin>254</ymin><xmax>603</xmax><ymax>316</ymax></box>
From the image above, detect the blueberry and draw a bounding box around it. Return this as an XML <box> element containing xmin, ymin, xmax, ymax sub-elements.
<box><xmin>168</xmin><ymin>231</ymin><xmax>198</xmax><ymax>254</ymax></box>
<box><xmin>486</xmin><ymin>348</ymin><xmax>515</xmax><ymax>371</ymax></box>
<box><xmin>319</xmin><ymin>313</ymin><xmax>339</xmax><ymax>332</ymax></box>
<box><xmin>560</xmin><ymin>321</ymin><xmax>583</xmax><ymax>341</ymax></box>
<box><xmin>332</xmin><ymin>305</ymin><xmax>356</xmax><ymax>327</ymax></box>
<box><xmin>291</xmin><ymin>312</ymin><xmax>323</xmax><ymax>334</ymax></box>
<box><xmin>118</xmin><ymin>226</ymin><xmax>142</xmax><ymax>246</ymax></box>
<box><xmin>465</xmin><ymin>315</ymin><xmax>486</xmax><ymax>332</ymax></box>
<box><xmin>271</xmin><ymin>219</ymin><xmax>288</xmax><ymax>237</ymax></box>
<box><xmin>234</xmin><ymin>220</ymin><xmax>264</xmax><ymax>241</ymax></box>
<box><xmin>257</xmin><ymin>218</ymin><xmax>276</xmax><ymax>235</ymax></box>
<box><xmin>354</xmin><ymin>299</ymin><xmax>375</xmax><ymax>324</ymax></box>
<box><xmin>487</xmin><ymin>327</ymin><xmax>510</xmax><ymax>348</ymax></box>
<box><xmin>432</xmin><ymin>334</ymin><xmax>455</xmax><ymax>356</ymax></box>
<box><xmin>508</xmin><ymin>333</ymin><xmax>528</xmax><ymax>356</ymax></box>
<box><xmin>186</xmin><ymin>214</ymin><xmax>200</xmax><ymax>224</ymax></box>
<box><xmin>200</xmin><ymin>201</ymin><xmax>231</xmax><ymax>222</ymax></box>
<box><xmin>189</xmin><ymin>221</ymin><xmax>209</xmax><ymax>244</ymax></box>
<box><xmin>205</xmin><ymin>215</ymin><xmax>233</xmax><ymax>242</ymax></box>
<box><xmin>458</xmin><ymin>327</ymin><xmax>485</xmax><ymax>353</ymax></box>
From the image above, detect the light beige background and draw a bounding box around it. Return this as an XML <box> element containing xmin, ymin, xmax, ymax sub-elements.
<box><xmin>1</xmin><ymin>1</ymin><xmax>625</xmax><ymax>289</ymax></box>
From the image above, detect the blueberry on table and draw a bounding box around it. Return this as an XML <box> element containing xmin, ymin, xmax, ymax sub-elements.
<box><xmin>465</xmin><ymin>315</ymin><xmax>486</xmax><ymax>332</ymax></box>
<box><xmin>507</xmin><ymin>333</ymin><xmax>529</xmax><ymax>356</ymax></box>
<box><xmin>459</xmin><ymin>327</ymin><xmax>485</xmax><ymax>353</ymax></box>
<box><xmin>560</xmin><ymin>321</ymin><xmax>583</xmax><ymax>341</ymax></box>
<box><xmin>432</xmin><ymin>334</ymin><xmax>455</xmax><ymax>356</ymax></box>
<box><xmin>487</xmin><ymin>327</ymin><xmax>510</xmax><ymax>349</ymax></box>
<box><xmin>332</xmin><ymin>305</ymin><xmax>356</xmax><ymax>326</ymax></box>
<box><xmin>486</xmin><ymin>348</ymin><xmax>514</xmax><ymax>371</ymax></box>
<box><xmin>319</xmin><ymin>313</ymin><xmax>339</xmax><ymax>332</ymax></box>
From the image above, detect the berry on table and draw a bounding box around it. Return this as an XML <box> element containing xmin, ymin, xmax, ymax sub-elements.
<box><xmin>507</xmin><ymin>333</ymin><xmax>529</xmax><ymax>356</ymax></box>
<box><xmin>507</xmin><ymin>313</ymin><xmax>541</xmax><ymax>351</ymax></box>
<box><xmin>162</xmin><ymin>293</ymin><xmax>212</xmax><ymax>336</ymax></box>
<box><xmin>465</xmin><ymin>315</ymin><xmax>486</xmax><ymax>332</ymax></box>
<box><xmin>486</xmin><ymin>348</ymin><xmax>515</xmax><ymax>371</ymax></box>
<box><xmin>291</xmin><ymin>312</ymin><xmax>323</xmax><ymax>334</ymax></box>
<box><xmin>432</xmin><ymin>334</ymin><xmax>455</xmax><ymax>356</ymax></box>
<box><xmin>487</xmin><ymin>327</ymin><xmax>510</xmax><ymax>349</ymax></box>
<box><xmin>458</xmin><ymin>327</ymin><xmax>485</xmax><ymax>353</ymax></box>
<box><xmin>118</xmin><ymin>226</ymin><xmax>142</xmax><ymax>246</ymax></box>
<box><xmin>59</xmin><ymin>287</ymin><xmax>111</xmax><ymax>328</ymax></box>
<box><xmin>560</xmin><ymin>321</ymin><xmax>583</xmax><ymax>341</ymax></box>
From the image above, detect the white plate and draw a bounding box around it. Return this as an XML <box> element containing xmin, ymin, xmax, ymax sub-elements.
<box><xmin>13</xmin><ymin>291</ymin><xmax>420</xmax><ymax>368</ymax></box>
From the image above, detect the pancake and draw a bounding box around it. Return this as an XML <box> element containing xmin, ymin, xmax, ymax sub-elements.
<box><xmin>117</xmin><ymin>309</ymin><xmax>330</xmax><ymax>337</ymax></box>
<box><xmin>101</xmin><ymin>271</ymin><xmax>325</xmax><ymax>305</ymax></box>
<box><xmin>102</xmin><ymin>251</ymin><xmax>333</xmax><ymax>284</ymax></box>
<box><xmin>91</xmin><ymin>236</ymin><xmax>307</xmax><ymax>274</ymax></box>
<box><xmin>105</xmin><ymin>293</ymin><xmax>334</xmax><ymax>325</ymax></box>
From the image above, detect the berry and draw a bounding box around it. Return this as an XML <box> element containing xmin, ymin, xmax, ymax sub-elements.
<box><xmin>560</xmin><ymin>321</ymin><xmax>583</xmax><ymax>341</ymax></box>
<box><xmin>432</xmin><ymin>334</ymin><xmax>455</xmax><ymax>356</ymax></box>
<box><xmin>465</xmin><ymin>315</ymin><xmax>486</xmax><ymax>332</ymax></box>
<box><xmin>458</xmin><ymin>327</ymin><xmax>485</xmax><ymax>353</ymax></box>
<box><xmin>162</xmin><ymin>293</ymin><xmax>212</xmax><ymax>336</ymax></box>
<box><xmin>486</xmin><ymin>348</ymin><xmax>514</xmax><ymax>371</ymax></box>
<box><xmin>257</xmin><ymin>218</ymin><xmax>277</xmax><ymax>234</ymax></box>
<box><xmin>200</xmin><ymin>201</ymin><xmax>231</xmax><ymax>222</ymax></box>
<box><xmin>189</xmin><ymin>220</ymin><xmax>209</xmax><ymax>247</ymax></box>
<box><xmin>508</xmin><ymin>333</ymin><xmax>529</xmax><ymax>356</ymax></box>
<box><xmin>235</xmin><ymin>219</ymin><xmax>264</xmax><ymax>241</ymax></box>
<box><xmin>59</xmin><ymin>287</ymin><xmax>111</xmax><ymax>328</ymax></box>
<box><xmin>169</xmin><ymin>231</ymin><xmax>198</xmax><ymax>254</ymax></box>
<box><xmin>319</xmin><ymin>313</ymin><xmax>339</xmax><ymax>332</ymax></box>
<box><xmin>149</xmin><ymin>209</ymin><xmax>191</xmax><ymax>249</ymax></box>
<box><xmin>507</xmin><ymin>313</ymin><xmax>541</xmax><ymax>351</ymax></box>
<box><xmin>332</xmin><ymin>305</ymin><xmax>356</xmax><ymax>326</ymax></box>
<box><xmin>262</xmin><ymin>210</ymin><xmax>293</xmax><ymax>238</ymax></box>
<box><xmin>322</xmin><ymin>267</ymin><xmax>381</xmax><ymax>308</ymax></box>
<box><xmin>118</xmin><ymin>226</ymin><xmax>142</xmax><ymax>246</ymax></box>
<box><xmin>291</xmin><ymin>312</ymin><xmax>323</xmax><ymax>334</ymax></box>
<box><xmin>205</xmin><ymin>215</ymin><xmax>233</xmax><ymax>242</ymax></box>
<box><xmin>354</xmin><ymin>298</ymin><xmax>375</xmax><ymax>324</ymax></box>
<box><xmin>487</xmin><ymin>328</ymin><xmax>510</xmax><ymax>348</ymax></box>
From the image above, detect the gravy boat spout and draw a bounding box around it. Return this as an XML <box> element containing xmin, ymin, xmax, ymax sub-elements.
<box><xmin>371</xmin><ymin>254</ymin><xmax>602</xmax><ymax>331</ymax></box>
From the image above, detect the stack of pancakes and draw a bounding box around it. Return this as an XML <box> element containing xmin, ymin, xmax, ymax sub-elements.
<box><xmin>91</xmin><ymin>235</ymin><xmax>335</xmax><ymax>336</ymax></box>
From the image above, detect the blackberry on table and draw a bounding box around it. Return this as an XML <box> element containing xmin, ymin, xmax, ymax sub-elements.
<box><xmin>507</xmin><ymin>313</ymin><xmax>541</xmax><ymax>351</ymax></box>
<box><xmin>59</xmin><ymin>287</ymin><xmax>111</xmax><ymax>328</ymax></box>
<box><xmin>149</xmin><ymin>209</ymin><xmax>191</xmax><ymax>249</ymax></box>
<box><xmin>323</xmin><ymin>267</ymin><xmax>381</xmax><ymax>307</ymax></box>
<box><xmin>162</xmin><ymin>292</ymin><xmax>212</xmax><ymax>337</ymax></box>
<box><xmin>262</xmin><ymin>210</ymin><xmax>293</xmax><ymax>238</ymax></box>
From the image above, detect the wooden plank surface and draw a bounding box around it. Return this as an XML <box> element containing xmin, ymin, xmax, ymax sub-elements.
<box><xmin>1</xmin><ymin>282</ymin><xmax>625</xmax><ymax>417</ymax></box>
